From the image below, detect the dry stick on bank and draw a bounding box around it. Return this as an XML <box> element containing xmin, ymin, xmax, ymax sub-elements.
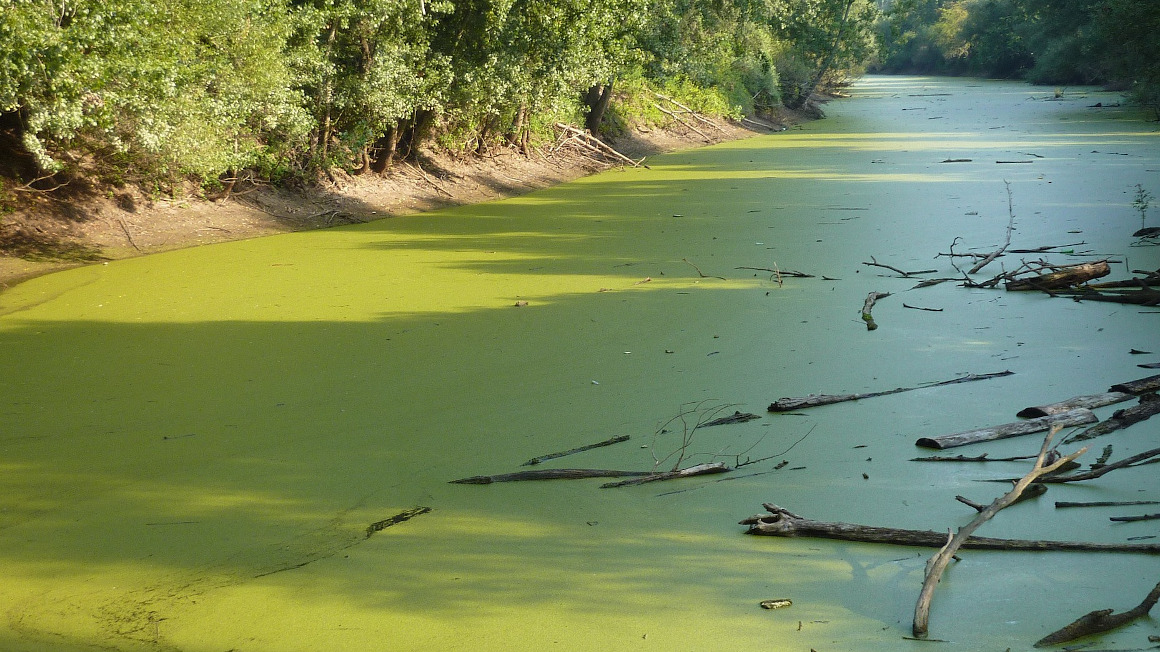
<box><xmin>654</xmin><ymin>103</ymin><xmax>712</xmax><ymax>142</ymax></box>
<box><xmin>913</xmin><ymin>427</ymin><xmax>1088</xmax><ymax>639</ymax></box>
<box><xmin>740</xmin><ymin>503</ymin><xmax>1160</xmax><ymax>553</ymax></box>
<box><xmin>768</xmin><ymin>370</ymin><xmax>1014</xmax><ymax>412</ymax></box>
<box><xmin>553</xmin><ymin>123</ymin><xmax>645</xmax><ymax>168</ymax></box>
<box><xmin>1034</xmin><ymin>578</ymin><xmax>1160</xmax><ymax>647</ymax></box>
<box><xmin>861</xmin><ymin>291</ymin><xmax>891</xmax><ymax>330</ymax></box>
<box><xmin>652</xmin><ymin>92</ymin><xmax>728</xmax><ymax>134</ymax></box>
<box><xmin>915</xmin><ymin>408</ymin><xmax>1098</xmax><ymax>450</ymax></box>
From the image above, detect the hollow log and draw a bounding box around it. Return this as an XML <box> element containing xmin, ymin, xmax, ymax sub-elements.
<box><xmin>1005</xmin><ymin>260</ymin><xmax>1111</xmax><ymax>291</ymax></box>
<box><xmin>741</xmin><ymin>503</ymin><xmax>1160</xmax><ymax>553</ymax></box>
<box><xmin>1110</xmin><ymin>373</ymin><xmax>1160</xmax><ymax>395</ymax></box>
<box><xmin>1034</xmin><ymin>578</ymin><xmax>1160</xmax><ymax>647</ymax></box>
<box><xmin>1017</xmin><ymin>392</ymin><xmax>1133</xmax><ymax>418</ymax></box>
<box><xmin>768</xmin><ymin>370</ymin><xmax>1014</xmax><ymax>412</ymax></box>
<box><xmin>1063</xmin><ymin>394</ymin><xmax>1160</xmax><ymax>444</ymax></box>
<box><xmin>915</xmin><ymin>408</ymin><xmax>1097</xmax><ymax>449</ymax></box>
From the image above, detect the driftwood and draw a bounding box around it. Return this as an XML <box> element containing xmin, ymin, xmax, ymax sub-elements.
<box><xmin>1110</xmin><ymin>513</ymin><xmax>1160</xmax><ymax>523</ymax></box>
<box><xmin>366</xmin><ymin>506</ymin><xmax>431</xmax><ymax>538</ymax></box>
<box><xmin>967</xmin><ymin>182</ymin><xmax>1016</xmax><ymax>275</ymax></box>
<box><xmin>1026</xmin><ymin>445</ymin><xmax>1160</xmax><ymax>484</ymax></box>
<box><xmin>1110</xmin><ymin>373</ymin><xmax>1160</xmax><ymax>395</ymax></box>
<box><xmin>1056</xmin><ymin>500</ymin><xmax>1160</xmax><ymax>508</ymax></box>
<box><xmin>553</xmin><ymin>123</ymin><xmax>645</xmax><ymax>167</ymax></box>
<box><xmin>956</xmin><ymin>483</ymin><xmax>1047</xmax><ymax>511</ymax></box>
<box><xmin>1017</xmin><ymin>391</ymin><xmax>1133</xmax><ymax>417</ymax></box>
<box><xmin>521</xmin><ymin>434</ymin><xmax>630</xmax><ymax>466</ymax></box>
<box><xmin>861</xmin><ymin>291</ymin><xmax>891</xmax><ymax>330</ymax></box>
<box><xmin>741</xmin><ymin>503</ymin><xmax>1160</xmax><ymax>553</ymax></box>
<box><xmin>915</xmin><ymin>408</ymin><xmax>1097</xmax><ymax>450</ymax></box>
<box><xmin>914</xmin><ymin>427</ymin><xmax>1085</xmax><ymax>638</ymax></box>
<box><xmin>1050</xmin><ymin>287</ymin><xmax>1160</xmax><ymax>306</ymax></box>
<box><xmin>768</xmin><ymin>370</ymin><xmax>1014</xmax><ymax>412</ymax></box>
<box><xmin>1034</xmin><ymin>578</ymin><xmax>1160</xmax><ymax>647</ymax></box>
<box><xmin>911</xmin><ymin>453</ymin><xmax>1037</xmax><ymax>463</ymax></box>
<box><xmin>1063</xmin><ymin>394</ymin><xmax>1160</xmax><ymax>444</ymax></box>
<box><xmin>451</xmin><ymin>468</ymin><xmax>653</xmax><ymax>484</ymax></box>
<box><xmin>1005</xmin><ymin>260</ymin><xmax>1111</xmax><ymax>291</ymax></box>
<box><xmin>862</xmin><ymin>257</ymin><xmax>937</xmax><ymax>278</ymax></box>
<box><xmin>700</xmin><ymin>411</ymin><xmax>761</xmax><ymax>427</ymax></box>
<box><xmin>600</xmin><ymin>462</ymin><xmax>730</xmax><ymax>488</ymax></box>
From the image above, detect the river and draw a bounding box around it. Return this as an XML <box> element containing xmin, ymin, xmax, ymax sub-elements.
<box><xmin>1</xmin><ymin>76</ymin><xmax>1159</xmax><ymax>651</ymax></box>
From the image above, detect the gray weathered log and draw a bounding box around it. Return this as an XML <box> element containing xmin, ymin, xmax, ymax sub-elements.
<box><xmin>1034</xmin><ymin>578</ymin><xmax>1160</xmax><ymax>647</ymax></box>
<box><xmin>915</xmin><ymin>408</ymin><xmax>1097</xmax><ymax>449</ymax></box>
<box><xmin>769</xmin><ymin>370</ymin><xmax>1014</xmax><ymax>412</ymax></box>
<box><xmin>1110</xmin><ymin>373</ymin><xmax>1160</xmax><ymax>395</ymax></box>
<box><xmin>1005</xmin><ymin>260</ymin><xmax>1111</xmax><ymax>291</ymax></box>
<box><xmin>1017</xmin><ymin>392</ymin><xmax>1133</xmax><ymax>418</ymax></box>
<box><xmin>1056</xmin><ymin>500</ymin><xmax>1160</xmax><ymax>508</ymax></box>
<box><xmin>1063</xmin><ymin>394</ymin><xmax>1160</xmax><ymax>444</ymax></box>
<box><xmin>741</xmin><ymin>503</ymin><xmax>1160</xmax><ymax>553</ymax></box>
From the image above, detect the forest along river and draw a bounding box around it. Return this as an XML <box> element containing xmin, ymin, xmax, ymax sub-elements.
<box><xmin>1</xmin><ymin>75</ymin><xmax>1159</xmax><ymax>651</ymax></box>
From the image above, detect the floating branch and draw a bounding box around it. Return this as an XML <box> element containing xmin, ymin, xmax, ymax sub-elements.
<box><xmin>768</xmin><ymin>370</ymin><xmax>1014</xmax><ymax>412</ymax></box>
<box><xmin>1007</xmin><ymin>445</ymin><xmax>1160</xmax><ymax>484</ymax></box>
<box><xmin>521</xmin><ymin>434</ymin><xmax>630</xmax><ymax>466</ymax></box>
<box><xmin>366</xmin><ymin>506</ymin><xmax>432</xmax><ymax>538</ymax></box>
<box><xmin>600</xmin><ymin>462</ymin><xmax>730</xmax><ymax>488</ymax></box>
<box><xmin>914</xmin><ymin>427</ymin><xmax>1084</xmax><ymax>638</ymax></box>
<box><xmin>861</xmin><ymin>291</ymin><xmax>891</xmax><ymax>330</ymax></box>
<box><xmin>682</xmin><ymin>258</ymin><xmax>726</xmax><ymax>280</ymax></box>
<box><xmin>903</xmin><ymin>303</ymin><xmax>943</xmax><ymax>312</ymax></box>
<box><xmin>700</xmin><ymin>411</ymin><xmax>761</xmax><ymax>427</ymax></box>
<box><xmin>968</xmin><ymin>184</ymin><xmax>1016</xmax><ymax>275</ymax></box>
<box><xmin>956</xmin><ymin>483</ymin><xmax>1047</xmax><ymax>511</ymax></box>
<box><xmin>911</xmin><ymin>453</ymin><xmax>1037</xmax><ymax>463</ymax></box>
<box><xmin>451</xmin><ymin>468</ymin><xmax>653</xmax><ymax>484</ymax></box>
<box><xmin>915</xmin><ymin>408</ymin><xmax>1097</xmax><ymax>450</ymax></box>
<box><xmin>862</xmin><ymin>257</ymin><xmax>937</xmax><ymax>278</ymax></box>
<box><xmin>1034</xmin><ymin>578</ymin><xmax>1160</xmax><ymax>647</ymax></box>
<box><xmin>741</xmin><ymin>503</ymin><xmax>1160</xmax><ymax>553</ymax></box>
<box><xmin>1056</xmin><ymin>500</ymin><xmax>1160</xmax><ymax>508</ymax></box>
<box><xmin>1017</xmin><ymin>391</ymin><xmax>1133</xmax><ymax>418</ymax></box>
<box><xmin>735</xmin><ymin>266</ymin><xmax>816</xmax><ymax>278</ymax></box>
<box><xmin>1063</xmin><ymin>395</ymin><xmax>1160</xmax><ymax>444</ymax></box>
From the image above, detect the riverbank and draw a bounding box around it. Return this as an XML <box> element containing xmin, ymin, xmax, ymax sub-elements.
<box><xmin>0</xmin><ymin>115</ymin><xmax>804</xmax><ymax>290</ymax></box>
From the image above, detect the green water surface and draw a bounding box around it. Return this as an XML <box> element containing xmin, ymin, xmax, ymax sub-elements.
<box><xmin>2</xmin><ymin>76</ymin><xmax>1159</xmax><ymax>651</ymax></box>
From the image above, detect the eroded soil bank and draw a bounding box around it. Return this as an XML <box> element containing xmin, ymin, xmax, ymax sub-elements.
<box><xmin>1</xmin><ymin>76</ymin><xmax>1159</xmax><ymax>651</ymax></box>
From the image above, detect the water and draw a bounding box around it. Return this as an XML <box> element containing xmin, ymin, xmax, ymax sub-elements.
<box><xmin>1</xmin><ymin>76</ymin><xmax>1158</xmax><ymax>651</ymax></box>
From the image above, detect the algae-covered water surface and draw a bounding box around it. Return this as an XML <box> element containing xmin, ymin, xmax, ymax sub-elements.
<box><xmin>2</xmin><ymin>77</ymin><xmax>1159</xmax><ymax>651</ymax></box>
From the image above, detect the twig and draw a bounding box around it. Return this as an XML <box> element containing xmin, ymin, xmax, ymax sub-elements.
<box><xmin>913</xmin><ymin>426</ymin><xmax>1087</xmax><ymax>638</ymax></box>
<box><xmin>863</xmin><ymin>257</ymin><xmax>937</xmax><ymax>277</ymax></box>
<box><xmin>599</xmin><ymin>462</ymin><xmax>730</xmax><ymax>488</ymax></box>
<box><xmin>769</xmin><ymin>370</ymin><xmax>1014</xmax><ymax>412</ymax></box>
<box><xmin>735</xmin><ymin>266</ymin><xmax>815</xmax><ymax>278</ymax></box>
<box><xmin>903</xmin><ymin>303</ymin><xmax>943</xmax><ymax>312</ymax></box>
<box><xmin>682</xmin><ymin>258</ymin><xmax>726</xmax><ymax>280</ymax></box>
<box><xmin>117</xmin><ymin>217</ymin><xmax>142</xmax><ymax>252</ymax></box>
<box><xmin>967</xmin><ymin>181</ymin><xmax>1016</xmax><ymax>275</ymax></box>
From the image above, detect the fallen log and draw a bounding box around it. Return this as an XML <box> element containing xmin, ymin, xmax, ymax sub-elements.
<box><xmin>915</xmin><ymin>408</ymin><xmax>1097</xmax><ymax>449</ymax></box>
<box><xmin>1063</xmin><ymin>394</ymin><xmax>1160</xmax><ymax>444</ymax></box>
<box><xmin>1017</xmin><ymin>391</ymin><xmax>1133</xmax><ymax>418</ymax></box>
<box><xmin>1110</xmin><ymin>513</ymin><xmax>1160</xmax><ymax>523</ymax></box>
<box><xmin>911</xmin><ymin>453</ymin><xmax>1037</xmax><ymax>462</ymax></box>
<box><xmin>1051</xmin><ymin>287</ymin><xmax>1160</xmax><ymax>306</ymax></box>
<box><xmin>600</xmin><ymin>462</ymin><xmax>730</xmax><ymax>488</ymax></box>
<box><xmin>768</xmin><ymin>370</ymin><xmax>1014</xmax><ymax>412</ymax></box>
<box><xmin>1056</xmin><ymin>500</ymin><xmax>1160</xmax><ymax>508</ymax></box>
<box><xmin>1110</xmin><ymin>373</ymin><xmax>1160</xmax><ymax>395</ymax></box>
<box><xmin>1005</xmin><ymin>260</ymin><xmax>1111</xmax><ymax>291</ymax></box>
<box><xmin>861</xmin><ymin>291</ymin><xmax>891</xmax><ymax>330</ymax></box>
<box><xmin>741</xmin><ymin>503</ymin><xmax>1160</xmax><ymax>553</ymax></box>
<box><xmin>521</xmin><ymin>434</ymin><xmax>630</xmax><ymax>466</ymax></box>
<box><xmin>914</xmin><ymin>427</ymin><xmax>1083</xmax><ymax>638</ymax></box>
<box><xmin>451</xmin><ymin>468</ymin><xmax>653</xmax><ymax>484</ymax></box>
<box><xmin>1034</xmin><ymin>578</ymin><xmax>1160</xmax><ymax>647</ymax></box>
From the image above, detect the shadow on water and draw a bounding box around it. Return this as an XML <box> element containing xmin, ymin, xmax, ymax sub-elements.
<box><xmin>1</xmin><ymin>75</ymin><xmax>1159</xmax><ymax>651</ymax></box>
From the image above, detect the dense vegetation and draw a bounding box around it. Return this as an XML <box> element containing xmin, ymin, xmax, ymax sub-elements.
<box><xmin>873</xmin><ymin>0</ymin><xmax>1160</xmax><ymax>114</ymax></box>
<box><xmin>0</xmin><ymin>0</ymin><xmax>878</xmax><ymax>191</ymax></box>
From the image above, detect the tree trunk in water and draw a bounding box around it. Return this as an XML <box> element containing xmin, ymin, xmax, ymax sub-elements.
<box><xmin>584</xmin><ymin>82</ymin><xmax>614</xmax><ymax>134</ymax></box>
